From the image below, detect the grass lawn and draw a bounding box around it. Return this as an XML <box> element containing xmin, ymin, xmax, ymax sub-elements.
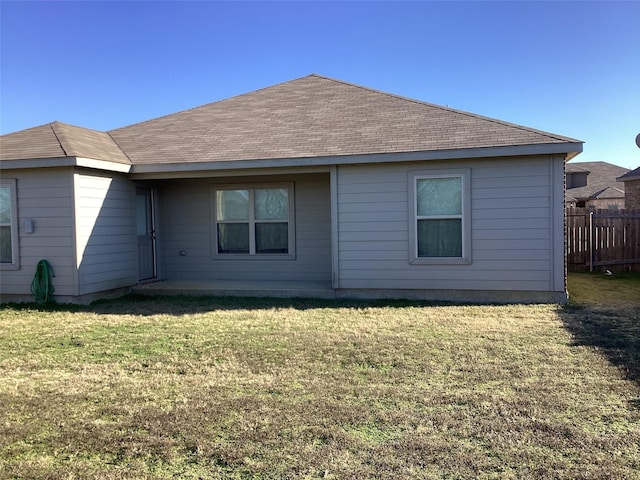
<box><xmin>1</xmin><ymin>274</ymin><xmax>639</xmax><ymax>479</ymax></box>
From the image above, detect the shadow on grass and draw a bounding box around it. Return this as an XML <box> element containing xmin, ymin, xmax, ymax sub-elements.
<box><xmin>0</xmin><ymin>293</ymin><xmax>457</xmax><ymax>316</ymax></box>
<box><xmin>559</xmin><ymin>304</ymin><xmax>640</xmax><ymax>392</ymax></box>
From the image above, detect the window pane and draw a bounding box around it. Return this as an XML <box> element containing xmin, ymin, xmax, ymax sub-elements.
<box><xmin>217</xmin><ymin>223</ymin><xmax>249</xmax><ymax>253</ymax></box>
<box><xmin>256</xmin><ymin>223</ymin><xmax>288</xmax><ymax>254</ymax></box>
<box><xmin>418</xmin><ymin>219</ymin><xmax>462</xmax><ymax>257</ymax></box>
<box><xmin>216</xmin><ymin>190</ymin><xmax>249</xmax><ymax>221</ymax></box>
<box><xmin>417</xmin><ymin>178</ymin><xmax>461</xmax><ymax>216</ymax></box>
<box><xmin>0</xmin><ymin>187</ymin><xmax>11</xmax><ymax>224</ymax></box>
<box><xmin>0</xmin><ymin>226</ymin><xmax>12</xmax><ymax>263</ymax></box>
<box><xmin>255</xmin><ymin>188</ymin><xmax>289</xmax><ymax>220</ymax></box>
<box><xmin>136</xmin><ymin>194</ymin><xmax>150</xmax><ymax>236</ymax></box>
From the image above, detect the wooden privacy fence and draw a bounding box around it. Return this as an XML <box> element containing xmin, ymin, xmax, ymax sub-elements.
<box><xmin>566</xmin><ymin>208</ymin><xmax>640</xmax><ymax>272</ymax></box>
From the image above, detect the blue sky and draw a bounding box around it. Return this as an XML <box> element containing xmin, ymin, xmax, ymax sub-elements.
<box><xmin>1</xmin><ymin>1</ymin><xmax>638</xmax><ymax>169</ymax></box>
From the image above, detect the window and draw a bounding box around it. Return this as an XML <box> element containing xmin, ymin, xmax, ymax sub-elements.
<box><xmin>0</xmin><ymin>179</ymin><xmax>19</xmax><ymax>269</ymax></box>
<box><xmin>409</xmin><ymin>170</ymin><xmax>470</xmax><ymax>264</ymax></box>
<box><xmin>213</xmin><ymin>183</ymin><xmax>295</xmax><ymax>257</ymax></box>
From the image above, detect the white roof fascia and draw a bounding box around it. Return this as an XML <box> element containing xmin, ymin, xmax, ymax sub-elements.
<box><xmin>1</xmin><ymin>142</ymin><xmax>582</xmax><ymax>176</ymax></box>
<box><xmin>75</xmin><ymin>157</ymin><xmax>131</xmax><ymax>173</ymax></box>
<box><xmin>0</xmin><ymin>157</ymin><xmax>131</xmax><ymax>173</ymax></box>
<box><xmin>130</xmin><ymin>165</ymin><xmax>334</xmax><ymax>180</ymax></box>
<box><xmin>0</xmin><ymin>157</ymin><xmax>77</xmax><ymax>169</ymax></box>
<box><xmin>130</xmin><ymin>142</ymin><xmax>584</xmax><ymax>176</ymax></box>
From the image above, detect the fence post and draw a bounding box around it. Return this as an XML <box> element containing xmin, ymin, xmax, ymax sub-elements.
<box><xmin>589</xmin><ymin>211</ymin><xmax>594</xmax><ymax>272</ymax></box>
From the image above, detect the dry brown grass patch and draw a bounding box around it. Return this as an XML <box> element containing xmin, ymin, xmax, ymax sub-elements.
<box><xmin>1</xmin><ymin>292</ymin><xmax>639</xmax><ymax>479</ymax></box>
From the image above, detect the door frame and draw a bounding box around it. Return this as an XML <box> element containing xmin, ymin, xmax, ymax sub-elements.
<box><xmin>136</xmin><ymin>186</ymin><xmax>157</xmax><ymax>281</ymax></box>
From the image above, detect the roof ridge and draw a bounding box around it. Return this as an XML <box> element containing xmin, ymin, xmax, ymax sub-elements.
<box><xmin>49</xmin><ymin>122</ymin><xmax>69</xmax><ymax>156</ymax></box>
<box><xmin>50</xmin><ymin>120</ymin><xmax>118</xmax><ymax>136</ymax></box>
<box><xmin>309</xmin><ymin>74</ymin><xmax>580</xmax><ymax>144</ymax></box>
<box><xmin>51</xmin><ymin>120</ymin><xmax>131</xmax><ymax>163</ymax></box>
<box><xmin>106</xmin><ymin>130</ymin><xmax>133</xmax><ymax>163</ymax></box>
<box><xmin>591</xmin><ymin>185</ymin><xmax>625</xmax><ymax>199</ymax></box>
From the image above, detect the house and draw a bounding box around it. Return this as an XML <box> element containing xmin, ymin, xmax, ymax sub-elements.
<box><xmin>617</xmin><ymin>167</ymin><xmax>640</xmax><ymax>210</ymax></box>
<box><xmin>0</xmin><ymin>74</ymin><xmax>583</xmax><ymax>304</ymax></box>
<box><xmin>565</xmin><ymin>161</ymin><xmax>630</xmax><ymax>209</ymax></box>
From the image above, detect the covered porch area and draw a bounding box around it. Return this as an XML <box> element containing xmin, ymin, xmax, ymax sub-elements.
<box><xmin>134</xmin><ymin>170</ymin><xmax>335</xmax><ymax>292</ymax></box>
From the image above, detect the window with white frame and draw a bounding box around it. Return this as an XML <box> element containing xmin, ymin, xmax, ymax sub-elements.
<box><xmin>0</xmin><ymin>179</ymin><xmax>19</xmax><ymax>269</ymax></box>
<box><xmin>409</xmin><ymin>170</ymin><xmax>471</xmax><ymax>264</ymax></box>
<box><xmin>213</xmin><ymin>183</ymin><xmax>295</xmax><ymax>257</ymax></box>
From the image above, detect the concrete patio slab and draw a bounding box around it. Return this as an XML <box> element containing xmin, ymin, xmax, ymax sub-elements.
<box><xmin>131</xmin><ymin>280</ymin><xmax>336</xmax><ymax>299</ymax></box>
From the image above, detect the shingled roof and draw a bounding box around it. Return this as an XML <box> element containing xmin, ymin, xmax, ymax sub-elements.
<box><xmin>617</xmin><ymin>166</ymin><xmax>640</xmax><ymax>182</ymax></box>
<box><xmin>0</xmin><ymin>121</ymin><xmax>130</xmax><ymax>164</ymax></box>
<box><xmin>110</xmin><ymin>74</ymin><xmax>581</xmax><ymax>165</ymax></box>
<box><xmin>566</xmin><ymin>161</ymin><xmax>630</xmax><ymax>202</ymax></box>
<box><xmin>2</xmin><ymin>74</ymin><xmax>582</xmax><ymax>168</ymax></box>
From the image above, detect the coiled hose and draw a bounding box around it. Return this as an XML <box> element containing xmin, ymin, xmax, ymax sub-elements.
<box><xmin>31</xmin><ymin>259</ymin><xmax>54</xmax><ymax>303</ymax></box>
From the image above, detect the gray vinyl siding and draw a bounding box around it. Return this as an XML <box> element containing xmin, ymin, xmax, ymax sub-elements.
<box><xmin>336</xmin><ymin>156</ymin><xmax>565</xmax><ymax>293</ymax></box>
<box><xmin>0</xmin><ymin>168</ymin><xmax>76</xmax><ymax>297</ymax></box>
<box><xmin>74</xmin><ymin>172</ymin><xmax>137</xmax><ymax>295</ymax></box>
<box><xmin>159</xmin><ymin>173</ymin><xmax>331</xmax><ymax>283</ymax></box>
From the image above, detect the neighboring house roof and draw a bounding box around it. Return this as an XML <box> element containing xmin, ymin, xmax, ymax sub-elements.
<box><xmin>1</xmin><ymin>74</ymin><xmax>583</xmax><ymax>171</ymax></box>
<box><xmin>565</xmin><ymin>161</ymin><xmax>630</xmax><ymax>202</ymax></box>
<box><xmin>617</xmin><ymin>166</ymin><xmax>640</xmax><ymax>182</ymax></box>
<box><xmin>0</xmin><ymin>121</ymin><xmax>130</xmax><ymax>164</ymax></box>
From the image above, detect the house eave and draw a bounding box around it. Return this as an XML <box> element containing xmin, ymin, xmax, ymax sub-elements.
<box><xmin>0</xmin><ymin>156</ymin><xmax>131</xmax><ymax>173</ymax></box>
<box><xmin>1</xmin><ymin>142</ymin><xmax>581</xmax><ymax>178</ymax></box>
<box><xmin>617</xmin><ymin>174</ymin><xmax>640</xmax><ymax>182</ymax></box>
<box><xmin>129</xmin><ymin>142</ymin><xmax>584</xmax><ymax>178</ymax></box>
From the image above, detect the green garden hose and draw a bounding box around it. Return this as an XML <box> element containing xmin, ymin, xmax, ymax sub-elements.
<box><xmin>31</xmin><ymin>259</ymin><xmax>54</xmax><ymax>303</ymax></box>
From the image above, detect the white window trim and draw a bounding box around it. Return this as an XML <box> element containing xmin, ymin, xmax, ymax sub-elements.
<box><xmin>211</xmin><ymin>182</ymin><xmax>296</xmax><ymax>259</ymax></box>
<box><xmin>0</xmin><ymin>178</ymin><xmax>20</xmax><ymax>270</ymax></box>
<box><xmin>408</xmin><ymin>169</ymin><xmax>471</xmax><ymax>265</ymax></box>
